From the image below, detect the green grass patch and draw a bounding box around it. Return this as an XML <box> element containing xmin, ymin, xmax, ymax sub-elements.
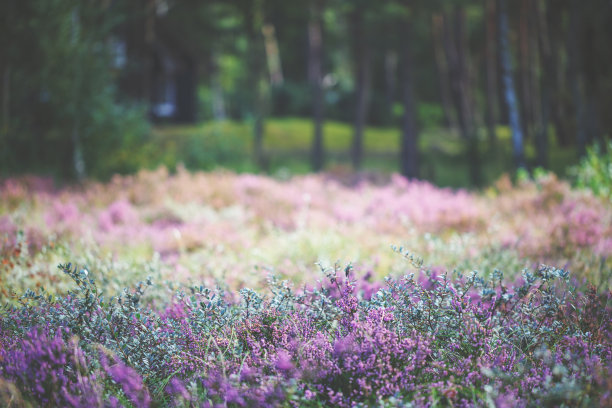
<box><xmin>149</xmin><ymin>117</ymin><xmax>581</xmax><ymax>188</ymax></box>
<box><xmin>263</xmin><ymin>117</ymin><xmax>400</xmax><ymax>152</ymax></box>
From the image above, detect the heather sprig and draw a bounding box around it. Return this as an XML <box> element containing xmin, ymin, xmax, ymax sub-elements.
<box><xmin>0</xmin><ymin>328</ymin><xmax>104</xmax><ymax>407</ymax></box>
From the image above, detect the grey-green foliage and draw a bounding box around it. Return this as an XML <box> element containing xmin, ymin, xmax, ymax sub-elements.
<box><xmin>8</xmin><ymin>263</ymin><xmax>171</xmax><ymax>377</ymax></box>
<box><xmin>0</xmin><ymin>0</ymin><xmax>148</xmax><ymax>180</ymax></box>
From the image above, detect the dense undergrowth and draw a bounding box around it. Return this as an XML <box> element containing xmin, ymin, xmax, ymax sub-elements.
<box><xmin>1</xmin><ymin>262</ymin><xmax>610</xmax><ymax>407</ymax></box>
<box><xmin>1</xmin><ymin>151</ymin><xmax>611</xmax><ymax>406</ymax></box>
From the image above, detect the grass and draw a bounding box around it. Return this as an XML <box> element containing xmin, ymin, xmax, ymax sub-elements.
<box><xmin>151</xmin><ymin>117</ymin><xmax>580</xmax><ymax>188</ymax></box>
<box><xmin>264</xmin><ymin>118</ymin><xmax>400</xmax><ymax>152</ymax></box>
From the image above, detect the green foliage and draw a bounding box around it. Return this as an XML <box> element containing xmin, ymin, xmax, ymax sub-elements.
<box><xmin>0</xmin><ymin>0</ymin><xmax>148</xmax><ymax>180</ymax></box>
<box><xmin>149</xmin><ymin>122</ymin><xmax>252</xmax><ymax>172</ymax></box>
<box><xmin>417</xmin><ymin>103</ymin><xmax>445</xmax><ymax>130</ymax></box>
<box><xmin>573</xmin><ymin>142</ymin><xmax>612</xmax><ymax>199</ymax></box>
<box><xmin>146</xmin><ymin>119</ymin><xmax>585</xmax><ymax>188</ymax></box>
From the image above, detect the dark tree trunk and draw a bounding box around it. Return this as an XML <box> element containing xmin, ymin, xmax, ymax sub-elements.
<box><xmin>117</xmin><ymin>2</ymin><xmax>152</xmax><ymax>105</ymax></box>
<box><xmin>484</xmin><ymin>0</ymin><xmax>498</xmax><ymax>147</ymax></box>
<box><xmin>262</xmin><ymin>23</ymin><xmax>283</xmax><ymax>86</ymax></box>
<box><xmin>568</xmin><ymin>0</ymin><xmax>587</xmax><ymax>156</ymax></box>
<box><xmin>309</xmin><ymin>0</ymin><xmax>325</xmax><ymax>172</ymax></box>
<box><xmin>533</xmin><ymin>0</ymin><xmax>550</xmax><ymax>168</ymax></box>
<box><xmin>0</xmin><ymin>1</ymin><xmax>9</xmax><ymax>140</ymax></box>
<box><xmin>444</xmin><ymin>7</ymin><xmax>480</xmax><ymax>185</ymax></box>
<box><xmin>384</xmin><ymin>50</ymin><xmax>397</xmax><ymax>125</ymax></box>
<box><xmin>246</xmin><ymin>0</ymin><xmax>268</xmax><ymax>170</ymax></box>
<box><xmin>495</xmin><ymin>38</ymin><xmax>509</xmax><ymax>125</ymax></box>
<box><xmin>350</xmin><ymin>6</ymin><xmax>371</xmax><ymax>171</ymax></box>
<box><xmin>71</xmin><ymin>8</ymin><xmax>86</xmax><ymax>181</ymax></box>
<box><xmin>546</xmin><ymin>1</ymin><xmax>571</xmax><ymax>147</ymax></box>
<box><xmin>143</xmin><ymin>0</ymin><xmax>155</xmax><ymax>107</ymax></box>
<box><xmin>582</xmin><ymin>23</ymin><xmax>603</xmax><ymax>148</ymax></box>
<box><xmin>432</xmin><ymin>13</ymin><xmax>456</xmax><ymax>130</ymax></box>
<box><xmin>400</xmin><ymin>17</ymin><xmax>419</xmax><ymax>179</ymax></box>
<box><xmin>210</xmin><ymin>54</ymin><xmax>226</xmax><ymax>121</ymax></box>
<box><xmin>1</xmin><ymin>65</ymin><xmax>9</xmax><ymax>137</ymax></box>
<box><xmin>0</xmin><ymin>64</ymin><xmax>10</xmax><ymax>171</ymax></box>
<box><xmin>444</xmin><ymin>8</ymin><xmax>473</xmax><ymax>138</ymax></box>
<box><xmin>498</xmin><ymin>0</ymin><xmax>525</xmax><ymax>169</ymax></box>
<box><xmin>518</xmin><ymin>0</ymin><xmax>534</xmax><ymax>143</ymax></box>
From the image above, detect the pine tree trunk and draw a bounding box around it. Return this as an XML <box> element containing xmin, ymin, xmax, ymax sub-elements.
<box><xmin>1</xmin><ymin>65</ymin><xmax>8</xmax><ymax>137</ymax></box>
<box><xmin>518</xmin><ymin>0</ymin><xmax>533</xmax><ymax>142</ymax></box>
<box><xmin>400</xmin><ymin>17</ymin><xmax>418</xmax><ymax>179</ymax></box>
<box><xmin>568</xmin><ymin>0</ymin><xmax>587</xmax><ymax>156</ymax></box>
<box><xmin>262</xmin><ymin>23</ymin><xmax>283</xmax><ymax>86</ymax></box>
<box><xmin>533</xmin><ymin>0</ymin><xmax>549</xmax><ymax>168</ymax></box>
<box><xmin>246</xmin><ymin>0</ymin><xmax>268</xmax><ymax>170</ymax></box>
<box><xmin>432</xmin><ymin>13</ymin><xmax>456</xmax><ymax>130</ymax></box>
<box><xmin>383</xmin><ymin>50</ymin><xmax>397</xmax><ymax>126</ymax></box>
<box><xmin>582</xmin><ymin>23</ymin><xmax>603</xmax><ymax>148</ymax></box>
<box><xmin>444</xmin><ymin>8</ymin><xmax>473</xmax><ymax>138</ymax></box>
<box><xmin>498</xmin><ymin>0</ymin><xmax>525</xmax><ymax>169</ymax></box>
<box><xmin>484</xmin><ymin>0</ymin><xmax>498</xmax><ymax>148</ymax></box>
<box><xmin>210</xmin><ymin>54</ymin><xmax>226</xmax><ymax>121</ymax></box>
<box><xmin>143</xmin><ymin>0</ymin><xmax>155</xmax><ymax>106</ymax></box>
<box><xmin>444</xmin><ymin>7</ymin><xmax>480</xmax><ymax>185</ymax></box>
<box><xmin>71</xmin><ymin>8</ymin><xmax>86</xmax><ymax>181</ymax></box>
<box><xmin>350</xmin><ymin>7</ymin><xmax>370</xmax><ymax>171</ymax></box>
<box><xmin>546</xmin><ymin>1</ymin><xmax>571</xmax><ymax>147</ymax></box>
<box><xmin>309</xmin><ymin>0</ymin><xmax>325</xmax><ymax>172</ymax></box>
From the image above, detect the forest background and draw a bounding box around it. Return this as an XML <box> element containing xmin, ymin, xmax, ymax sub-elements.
<box><xmin>1</xmin><ymin>0</ymin><xmax>611</xmax><ymax>187</ymax></box>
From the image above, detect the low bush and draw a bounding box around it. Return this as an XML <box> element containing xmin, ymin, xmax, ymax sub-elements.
<box><xmin>1</xmin><ymin>262</ymin><xmax>610</xmax><ymax>407</ymax></box>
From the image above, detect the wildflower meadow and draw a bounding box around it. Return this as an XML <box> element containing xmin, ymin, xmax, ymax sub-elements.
<box><xmin>1</xmin><ymin>162</ymin><xmax>611</xmax><ymax>407</ymax></box>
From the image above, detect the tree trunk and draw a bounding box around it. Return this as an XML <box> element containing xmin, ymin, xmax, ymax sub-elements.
<box><xmin>309</xmin><ymin>0</ymin><xmax>325</xmax><ymax>172</ymax></box>
<box><xmin>432</xmin><ymin>13</ymin><xmax>456</xmax><ymax>130</ymax></box>
<box><xmin>582</xmin><ymin>23</ymin><xmax>603</xmax><ymax>148</ymax></box>
<box><xmin>1</xmin><ymin>64</ymin><xmax>10</xmax><ymax>170</ymax></box>
<box><xmin>350</xmin><ymin>6</ymin><xmax>370</xmax><ymax>171</ymax></box>
<box><xmin>456</xmin><ymin>6</ymin><xmax>480</xmax><ymax>186</ymax></box>
<box><xmin>210</xmin><ymin>54</ymin><xmax>226</xmax><ymax>121</ymax></box>
<box><xmin>246</xmin><ymin>0</ymin><xmax>268</xmax><ymax>170</ymax></box>
<box><xmin>1</xmin><ymin>65</ymin><xmax>8</xmax><ymax>137</ymax></box>
<box><xmin>518</xmin><ymin>0</ymin><xmax>533</xmax><ymax>142</ymax></box>
<box><xmin>384</xmin><ymin>50</ymin><xmax>397</xmax><ymax>125</ymax></box>
<box><xmin>71</xmin><ymin>8</ymin><xmax>86</xmax><ymax>181</ymax></box>
<box><xmin>71</xmin><ymin>121</ymin><xmax>86</xmax><ymax>181</ymax></box>
<box><xmin>484</xmin><ymin>0</ymin><xmax>498</xmax><ymax>147</ymax></box>
<box><xmin>262</xmin><ymin>23</ymin><xmax>283</xmax><ymax>86</ymax></box>
<box><xmin>546</xmin><ymin>1</ymin><xmax>571</xmax><ymax>147</ymax></box>
<box><xmin>533</xmin><ymin>0</ymin><xmax>550</xmax><ymax>168</ymax></box>
<box><xmin>143</xmin><ymin>0</ymin><xmax>155</xmax><ymax>107</ymax></box>
<box><xmin>444</xmin><ymin>8</ymin><xmax>473</xmax><ymax>138</ymax></box>
<box><xmin>568</xmin><ymin>0</ymin><xmax>587</xmax><ymax>157</ymax></box>
<box><xmin>444</xmin><ymin>7</ymin><xmax>480</xmax><ymax>185</ymax></box>
<box><xmin>498</xmin><ymin>0</ymin><xmax>525</xmax><ymax>169</ymax></box>
<box><xmin>400</xmin><ymin>17</ymin><xmax>419</xmax><ymax>179</ymax></box>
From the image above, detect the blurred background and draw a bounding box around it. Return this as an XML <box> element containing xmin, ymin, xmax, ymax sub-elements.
<box><xmin>1</xmin><ymin>0</ymin><xmax>611</xmax><ymax>188</ymax></box>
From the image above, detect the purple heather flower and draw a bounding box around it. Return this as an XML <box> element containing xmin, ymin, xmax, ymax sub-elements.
<box><xmin>274</xmin><ymin>350</ymin><xmax>294</xmax><ymax>372</ymax></box>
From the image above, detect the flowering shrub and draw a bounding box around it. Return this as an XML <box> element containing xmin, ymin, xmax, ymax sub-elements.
<box><xmin>0</xmin><ymin>262</ymin><xmax>609</xmax><ymax>407</ymax></box>
<box><xmin>1</xmin><ymin>169</ymin><xmax>610</xmax><ymax>293</ymax></box>
<box><xmin>1</xmin><ymin>169</ymin><xmax>611</xmax><ymax>406</ymax></box>
<box><xmin>0</xmin><ymin>328</ymin><xmax>104</xmax><ymax>407</ymax></box>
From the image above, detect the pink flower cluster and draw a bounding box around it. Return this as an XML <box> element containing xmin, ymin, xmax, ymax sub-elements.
<box><xmin>1</xmin><ymin>169</ymin><xmax>610</xmax><ymax>286</ymax></box>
